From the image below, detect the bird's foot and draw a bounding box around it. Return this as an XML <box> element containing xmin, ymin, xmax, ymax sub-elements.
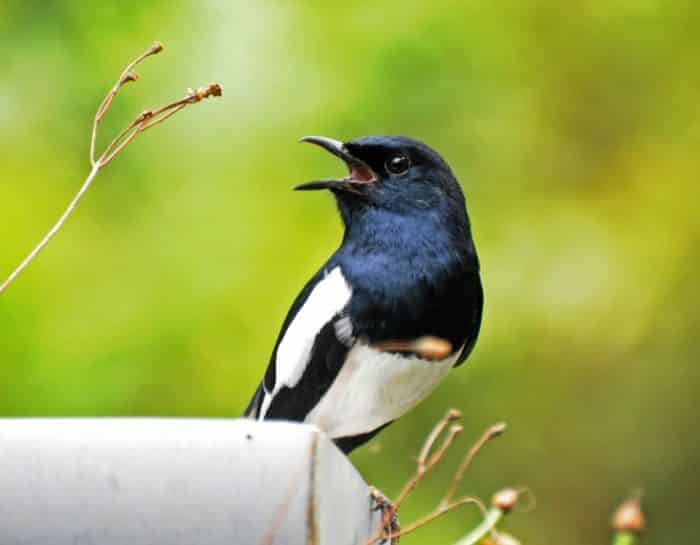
<box><xmin>369</xmin><ymin>486</ymin><xmax>400</xmax><ymax>544</ymax></box>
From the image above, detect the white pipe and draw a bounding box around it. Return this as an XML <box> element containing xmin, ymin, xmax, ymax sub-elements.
<box><xmin>0</xmin><ymin>418</ymin><xmax>381</xmax><ymax>545</ymax></box>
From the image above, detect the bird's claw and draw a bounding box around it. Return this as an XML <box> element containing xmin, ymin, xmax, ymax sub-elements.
<box><xmin>369</xmin><ymin>486</ymin><xmax>400</xmax><ymax>544</ymax></box>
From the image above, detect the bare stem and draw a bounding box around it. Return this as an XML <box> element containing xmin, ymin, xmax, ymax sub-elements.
<box><xmin>418</xmin><ymin>409</ymin><xmax>463</xmax><ymax>468</ymax></box>
<box><xmin>612</xmin><ymin>532</ymin><xmax>638</xmax><ymax>545</ymax></box>
<box><xmin>0</xmin><ymin>163</ymin><xmax>100</xmax><ymax>295</ymax></box>
<box><xmin>366</xmin><ymin>497</ymin><xmax>486</xmax><ymax>545</ymax></box>
<box><xmin>395</xmin><ymin>498</ymin><xmax>485</xmax><ymax>540</ymax></box>
<box><xmin>99</xmin><ymin>111</ymin><xmax>151</xmax><ymax>163</ymax></box>
<box><xmin>392</xmin><ymin>411</ymin><xmax>463</xmax><ymax>516</ymax></box>
<box><xmin>453</xmin><ymin>507</ymin><xmax>504</xmax><ymax>545</ymax></box>
<box><xmin>90</xmin><ymin>41</ymin><xmax>163</xmax><ymax>165</ymax></box>
<box><xmin>0</xmin><ymin>42</ymin><xmax>222</xmax><ymax>297</ymax></box>
<box><xmin>364</xmin><ymin>412</ymin><xmax>512</xmax><ymax>545</ymax></box>
<box><xmin>442</xmin><ymin>422</ymin><xmax>506</xmax><ymax>507</ymax></box>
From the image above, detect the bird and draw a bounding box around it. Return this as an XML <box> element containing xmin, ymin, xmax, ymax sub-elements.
<box><xmin>244</xmin><ymin>135</ymin><xmax>483</xmax><ymax>454</ymax></box>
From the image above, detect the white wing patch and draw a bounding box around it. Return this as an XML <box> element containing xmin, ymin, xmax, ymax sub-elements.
<box><xmin>305</xmin><ymin>343</ymin><xmax>463</xmax><ymax>439</ymax></box>
<box><xmin>260</xmin><ymin>267</ymin><xmax>352</xmax><ymax>417</ymax></box>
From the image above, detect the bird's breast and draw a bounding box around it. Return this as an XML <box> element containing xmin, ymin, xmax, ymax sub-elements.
<box><xmin>344</xmin><ymin>255</ymin><xmax>480</xmax><ymax>348</ymax></box>
<box><xmin>304</xmin><ymin>342</ymin><xmax>461</xmax><ymax>439</ymax></box>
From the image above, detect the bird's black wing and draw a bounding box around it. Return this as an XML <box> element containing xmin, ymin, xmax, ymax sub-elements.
<box><xmin>453</xmin><ymin>270</ymin><xmax>484</xmax><ymax>367</ymax></box>
<box><xmin>262</xmin><ymin>319</ymin><xmax>350</xmax><ymax>421</ymax></box>
<box><xmin>243</xmin><ymin>264</ymin><xmax>353</xmax><ymax>420</ymax></box>
<box><xmin>242</xmin><ymin>273</ymin><xmax>318</xmax><ymax>419</ymax></box>
<box><xmin>243</xmin><ymin>383</ymin><xmax>265</xmax><ymax>418</ymax></box>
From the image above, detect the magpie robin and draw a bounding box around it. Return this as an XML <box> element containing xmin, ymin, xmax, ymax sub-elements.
<box><xmin>244</xmin><ymin>136</ymin><xmax>483</xmax><ymax>453</ymax></box>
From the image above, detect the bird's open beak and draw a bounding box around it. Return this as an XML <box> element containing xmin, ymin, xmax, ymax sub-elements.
<box><xmin>294</xmin><ymin>136</ymin><xmax>377</xmax><ymax>192</ymax></box>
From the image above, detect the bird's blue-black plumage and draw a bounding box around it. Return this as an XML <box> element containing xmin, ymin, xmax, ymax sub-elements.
<box><xmin>244</xmin><ymin>136</ymin><xmax>483</xmax><ymax>453</ymax></box>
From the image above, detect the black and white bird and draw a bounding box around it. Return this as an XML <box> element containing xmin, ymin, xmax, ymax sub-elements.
<box><xmin>244</xmin><ymin>135</ymin><xmax>483</xmax><ymax>453</ymax></box>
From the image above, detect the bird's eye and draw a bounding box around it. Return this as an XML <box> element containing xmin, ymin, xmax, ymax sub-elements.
<box><xmin>385</xmin><ymin>154</ymin><xmax>410</xmax><ymax>175</ymax></box>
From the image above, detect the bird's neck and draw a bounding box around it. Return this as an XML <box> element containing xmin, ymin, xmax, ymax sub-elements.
<box><xmin>339</xmin><ymin>206</ymin><xmax>478</xmax><ymax>271</ymax></box>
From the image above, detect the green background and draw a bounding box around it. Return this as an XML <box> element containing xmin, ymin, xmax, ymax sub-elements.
<box><xmin>1</xmin><ymin>2</ymin><xmax>698</xmax><ymax>543</ymax></box>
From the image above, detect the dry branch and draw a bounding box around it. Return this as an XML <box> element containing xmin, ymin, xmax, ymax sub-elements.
<box><xmin>364</xmin><ymin>410</ymin><xmax>517</xmax><ymax>545</ymax></box>
<box><xmin>0</xmin><ymin>41</ymin><xmax>222</xmax><ymax>296</ymax></box>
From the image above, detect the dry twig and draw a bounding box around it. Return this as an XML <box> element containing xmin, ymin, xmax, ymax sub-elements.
<box><xmin>452</xmin><ymin>487</ymin><xmax>530</xmax><ymax>545</ymax></box>
<box><xmin>441</xmin><ymin>422</ymin><xmax>506</xmax><ymax>508</ymax></box>
<box><xmin>0</xmin><ymin>41</ymin><xmax>222</xmax><ymax>296</ymax></box>
<box><xmin>364</xmin><ymin>411</ymin><xmax>510</xmax><ymax>545</ymax></box>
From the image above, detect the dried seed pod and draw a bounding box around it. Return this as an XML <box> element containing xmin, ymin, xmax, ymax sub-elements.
<box><xmin>208</xmin><ymin>83</ymin><xmax>223</xmax><ymax>97</ymax></box>
<box><xmin>492</xmin><ymin>488</ymin><xmax>519</xmax><ymax>513</ymax></box>
<box><xmin>446</xmin><ymin>408</ymin><xmax>463</xmax><ymax>421</ymax></box>
<box><xmin>612</xmin><ymin>497</ymin><xmax>645</xmax><ymax>534</ymax></box>
<box><xmin>120</xmin><ymin>70</ymin><xmax>139</xmax><ymax>85</ymax></box>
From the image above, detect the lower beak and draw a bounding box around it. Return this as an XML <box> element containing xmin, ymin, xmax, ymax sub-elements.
<box><xmin>294</xmin><ymin>179</ymin><xmax>358</xmax><ymax>192</ymax></box>
<box><xmin>294</xmin><ymin>135</ymin><xmax>376</xmax><ymax>192</ymax></box>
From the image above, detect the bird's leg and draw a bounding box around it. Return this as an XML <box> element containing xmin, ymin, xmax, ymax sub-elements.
<box><xmin>369</xmin><ymin>486</ymin><xmax>401</xmax><ymax>544</ymax></box>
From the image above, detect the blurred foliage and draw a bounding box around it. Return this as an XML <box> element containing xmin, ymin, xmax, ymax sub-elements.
<box><xmin>1</xmin><ymin>1</ymin><xmax>699</xmax><ymax>543</ymax></box>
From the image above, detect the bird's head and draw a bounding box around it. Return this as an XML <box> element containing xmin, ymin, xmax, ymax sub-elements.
<box><xmin>295</xmin><ymin>135</ymin><xmax>467</xmax><ymax>226</ymax></box>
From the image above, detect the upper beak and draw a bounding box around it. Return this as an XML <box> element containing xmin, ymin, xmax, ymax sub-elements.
<box><xmin>294</xmin><ymin>136</ymin><xmax>377</xmax><ymax>192</ymax></box>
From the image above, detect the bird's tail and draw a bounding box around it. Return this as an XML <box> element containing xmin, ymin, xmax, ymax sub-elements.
<box><xmin>243</xmin><ymin>383</ymin><xmax>264</xmax><ymax>419</ymax></box>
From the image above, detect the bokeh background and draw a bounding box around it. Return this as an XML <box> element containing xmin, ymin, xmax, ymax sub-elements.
<box><xmin>1</xmin><ymin>1</ymin><xmax>698</xmax><ymax>543</ymax></box>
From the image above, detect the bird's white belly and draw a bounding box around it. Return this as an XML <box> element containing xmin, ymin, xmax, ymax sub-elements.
<box><xmin>304</xmin><ymin>343</ymin><xmax>460</xmax><ymax>439</ymax></box>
